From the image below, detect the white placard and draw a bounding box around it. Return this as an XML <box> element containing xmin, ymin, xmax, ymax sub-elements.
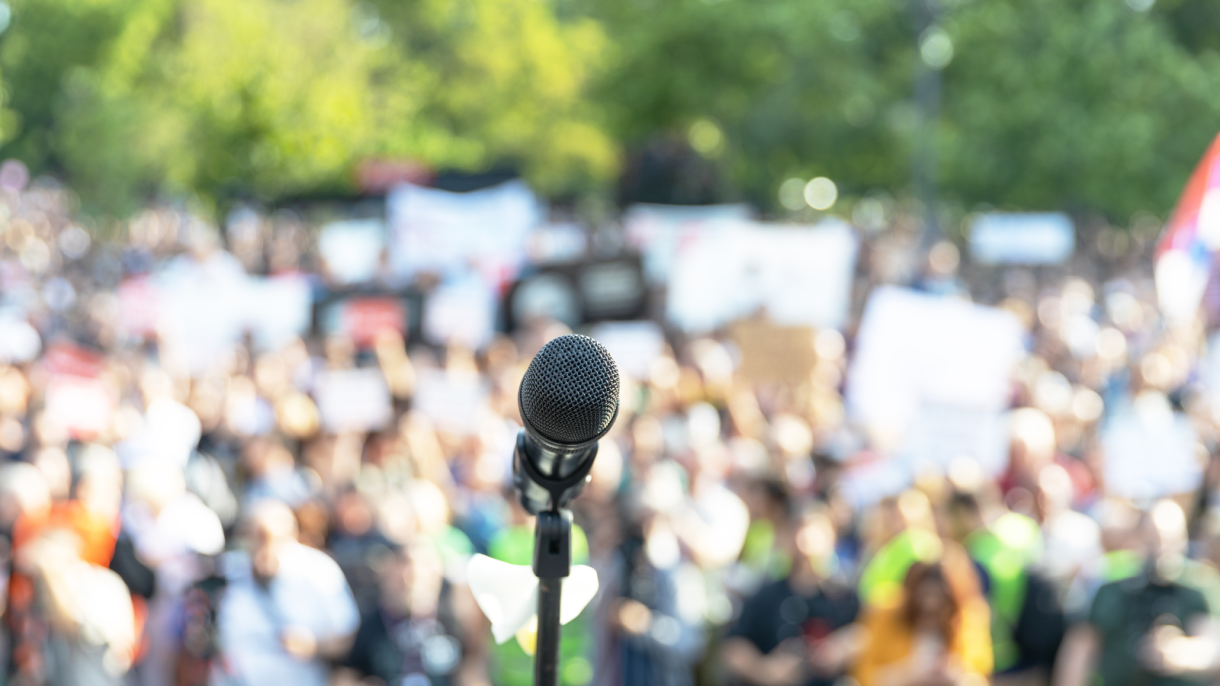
<box><xmin>45</xmin><ymin>377</ymin><xmax>113</xmax><ymax>441</ymax></box>
<box><xmin>0</xmin><ymin>313</ymin><xmax>40</xmax><ymax>363</ymax></box>
<box><xmin>388</xmin><ymin>180</ymin><xmax>540</xmax><ymax>285</ymax></box>
<box><xmin>667</xmin><ymin>220</ymin><xmax>858</xmax><ymax>332</ymax></box>
<box><xmin>412</xmin><ymin>369</ymin><xmax>489</xmax><ymax>435</ymax></box>
<box><xmin>969</xmin><ymin>212</ymin><xmax>1075</xmax><ymax>265</ymax></box>
<box><xmin>156</xmin><ymin>251</ymin><xmax>251</xmax><ymax>376</ymax></box>
<box><xmin>902</xmin><ymin>405</ymin><xmax>1011</xmax><ymax>477</ymax></box>
<box><xmin>246</xmin><ymin>274</ymin><xmax>313</xmax><ymax>352</ymax></box>
<box><xmin>589</xmin><ymin>321</ymin><xmax>666</xmax><ymax>380</ymax></box>
<box><xmin>846</xmin><ymin>287</ymin><xmax>1025</xmax><ymax>478</ymax></box>
<box><xmin>623</xmin><ymin>203</ymin><xmax>754</xmax><ymax>285</ymax></box>
<box><xmin>423</xmin><ymin>276</ymin><xmax>496</xmax><ymax>350</ymax></box>
<box><xmin>318</xmin><ymin>219</ymin><xmax>385</xmax><ymax>285</ymax></box>
<box><xmin>1102</xmin><ymin>395</ymin><xmax>1201</xmax><ymax>499</ymax></box>
<box><xmin>314</xmin><ymin>369</ymin><xmax>393</xmax><ymax>433</ymax></box>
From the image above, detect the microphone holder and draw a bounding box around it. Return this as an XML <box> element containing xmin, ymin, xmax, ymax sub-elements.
<box><xmin>512</xmin><ymin>431</ymin><xmax>597</xmax><ymax>686</ymax></box>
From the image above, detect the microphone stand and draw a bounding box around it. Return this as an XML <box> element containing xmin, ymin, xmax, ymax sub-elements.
<box><xmin>513</xmin><ymin>432</ymin><xmax>599</xmax><ymax>686</ymax></box>
<box><xmin>533</xmin><ymin>510</ymin><xmax>570</xmax><ymax>686</ymax></box>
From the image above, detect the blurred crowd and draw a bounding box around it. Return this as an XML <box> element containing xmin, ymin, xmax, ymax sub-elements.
<box><xmin>0</xmin><ymin>171</ymin><xmax>1218</xmax><ymax>686</ymax></box>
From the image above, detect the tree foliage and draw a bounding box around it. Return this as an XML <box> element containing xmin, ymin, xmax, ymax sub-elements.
<box><xmin>0</xmin><ymin>0</ymin><xmax>615</xmax><ymax>215</ymax></box>
<box><xmin>0</xmin><ymin>0</ymin><xmax>1219</xmax><ymax>220</ymax></box>
<box><xmin>582</xmin><ymin>0</ymin><xmax>1220</xmax><ymax>220</ymax></box>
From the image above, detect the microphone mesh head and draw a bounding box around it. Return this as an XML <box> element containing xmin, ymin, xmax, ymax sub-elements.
<box><xmin>519</xmin><ymin>335</ymin><xmax>620</xmax><ymax>446</ymax></box>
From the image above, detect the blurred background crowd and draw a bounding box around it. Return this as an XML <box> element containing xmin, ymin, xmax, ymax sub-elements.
<box><xmin>0</xmin><ymin>156</ymin><xmax>1215</xmax><ymax>686</ymax></box>
<box><xmin>3</xmin><ymin>0</ymin><xmax>1220</xmax><ymax>686</ymax></box>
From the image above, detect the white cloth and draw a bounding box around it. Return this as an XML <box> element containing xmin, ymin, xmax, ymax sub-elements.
<box><xmin>216</xmin><ymin>544</ymin><xmax>359</xmax><ymax>686</ymax></box>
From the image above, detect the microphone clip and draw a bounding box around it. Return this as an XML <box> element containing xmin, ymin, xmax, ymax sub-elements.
<box><xmin>511</xmin><ymin>431</ymin><xmax>597</xmax><ymax>516</ymax></box>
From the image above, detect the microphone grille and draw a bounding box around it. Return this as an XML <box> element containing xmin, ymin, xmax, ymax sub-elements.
<box><xmin>519</xmin><ymin>334</ymin><xmax>620</xmax><ymax>446</ymax></box>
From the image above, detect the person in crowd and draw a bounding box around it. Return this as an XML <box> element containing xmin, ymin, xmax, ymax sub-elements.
<box><xmin>858</xmin><ymin>490</ymin><xmax>980</xmax><ymax>611</ymax></box>
<box><xmin>723</xmin><ymin>505</ymin><xmax>861</xmax><ymax>686</ymax></box>
<box><xmin>1036</xmin><ymin>465</ymin><xmax>1102</xmax><ymax>590</ymax></box>
<box><xmin>853</xmin><ymin>561</ymin><xmax>993</xmax><ymax>686</ymax></box>
<box><xmin>214</xmin><ymin>499</ymin><xmax>359</xmax><ymax>686</ymax></box>
<box><xmin>342</xmin><ymin>538</ymin><xmax>485</xmax><ymax>686</ymax></box>
<box><xmin>944</xmin><ymin>489</ymin><xmax>1064</xmax><ymax>678</ymax></box>
<box><xmin>612</xmin><ymin>499</ymin><xmax>707</xmax><ymax>686</ymax></box>
<box><xmin>124</xmin><ymin>461</ymin><xmax>225</xmax><ymax>686</ymax></box>
<box><xmin>1055</xmin><ymin>504</ymin><xmax>1218</xmax><ymax>686</ymax></box>
<box><xmin>16</xmin><ymin>528</ymin><xmax>135</xmax><ymax>686</ymax></box>
<box><xmin>734</xmin><ymin>476</ymin><xmax>795</xmax><ymax>596</ymax></box>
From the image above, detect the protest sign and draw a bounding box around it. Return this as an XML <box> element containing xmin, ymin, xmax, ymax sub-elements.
<box><xmin>42</xmin><ymin>341</ymin><xmax>112</xmax><ymax>441</ymax></box>
<box><xmin>589</xmin><ymin>321</ymin><xmax>666</xmax><ymax>380</ymax></box>
<box><xmin>667</xmin><ymin>220</ymin><xmax>858</xmax><ymax>333</ymax></box>
<box><xmin>315</xmin><ymin>289</ymin><xmax>421</xmax><ymax>347</ymax></box>
<box><xmin>314</xmin><ymin>368</ymin><xmax>393</xmax><ymax>433</ymax></box>
<box><xmin>527</xmin><ymin>223</ymin><xmax>588</xmax><ymax>265</ymax></box>
<box><xmin>387</xmin><ymin>180</ymin><xmax>540</xmax><ymax>287</ymax></box>
<box><xmin>623</xmin><ymin>203</ymin><xmax>754</xmax><ymax>285</ymax></box>
<box><xmin>969</xmin><ymin>212</ymin><xmax>1075</xmax><ymax>265</ymax></box>
<box><xmin>45</xmin><ymin>377</ymin><xmax>112</xmax><ymax>441</ymax></box>
<box><xmin>424</xmin><ymin>276</ymin><xmax>497</xmax><ymax>350</ymax></box>
<box><xmin>156</xmin><ymin>252</ymin><xmax>251</xmax><ymax>375</ymax></box>
<box><xmin>412</xmin><ymin>369</ymin><xmax>490</xmax><ymax>435</ymax></box>
<box><xmin>1101</xmin><ymin>392</ymin><xmax>1201</xmax><ymax>499</ymax></box>
<box><xmin>317</xmin><ymin>219</ymin><xmax>385</xmax><ymax>285</ymax></box>
<box><xmin>246</xmin><ymin>274</ymin><xmax>313</xmax><ymax>352</ymax></box>
<box><xmin>846</xmin><ymin>287</ymin><xmax>1025</xmax><ymax>485</ymax></box>
<box><xmin>729</xmin><ymin>322</ymin><xmax>817</xmax><ymax>386</ymax></box>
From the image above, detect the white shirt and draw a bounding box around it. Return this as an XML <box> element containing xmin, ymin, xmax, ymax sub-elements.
<box><xmin>217</xmin><ymin>544</ymin><xmax>359</xmax><ymax>686</ymax></box>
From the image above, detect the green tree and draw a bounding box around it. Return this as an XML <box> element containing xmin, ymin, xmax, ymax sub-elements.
<box><xmin>939</xmin><ymin>0</ymin><xmax>1220</xmax><ymax>220</ymax></box>
<box><xmin>582</xmin><ymin>0</ymin><xmax>1220</xmax><ymax>220</ymax></box>
<box><xmin>0</xmin><ymin>0</ymin><xmax>616</xmax><ymax>216</ymax></box>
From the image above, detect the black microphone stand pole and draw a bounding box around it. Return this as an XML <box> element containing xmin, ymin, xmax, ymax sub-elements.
<box><xmin>513</xmin><ymin>433</ymin><xmax>599</xmax><ymax>686</ymax></box>
<box><xmin>533</xmin><ymin>510</ymin><xmax>570</xmax><ymax>686</ymax></box>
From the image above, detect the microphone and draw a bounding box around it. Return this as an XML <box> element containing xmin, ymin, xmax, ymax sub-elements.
<box><xmin>507</xmin><ymin>335</ymin><xmax>619</xmax><ymax>686</ymax></box>
<box><xmin>513</xmin><ymin>334</ymin><xmax>621</xmax><ymax>515</ymax></box>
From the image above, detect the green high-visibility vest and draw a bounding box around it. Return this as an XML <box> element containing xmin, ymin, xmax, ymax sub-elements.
<box><xmin>965</xmin><ymin>513</ymin><xmax>1042</xmax><ymax>673</ymax></box>
<box><xmin>487</xmin><ymin>524</ymin><xmax>594</xmax><ymax>686</ymax></box>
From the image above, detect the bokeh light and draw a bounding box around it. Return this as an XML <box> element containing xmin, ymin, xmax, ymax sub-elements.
<box><xmin>804</xmin><ymin>177</ymin><xmax>838</xmax><ymax>210</ymax></box>
<box><xmin>920</xmin><ymin>27</ymin><xmax>954</xmax><ymax>69</ymax></box>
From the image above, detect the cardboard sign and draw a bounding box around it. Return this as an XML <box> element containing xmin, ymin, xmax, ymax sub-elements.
<box><xmin>314</xmin><ymin>369</ymin><xmax>393</xmax><ymax>433</ymax></box>
<box><xmin>729</xmin><ymin>322</ymin><xmax>816</xmax><ymax>386</ymax></box>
